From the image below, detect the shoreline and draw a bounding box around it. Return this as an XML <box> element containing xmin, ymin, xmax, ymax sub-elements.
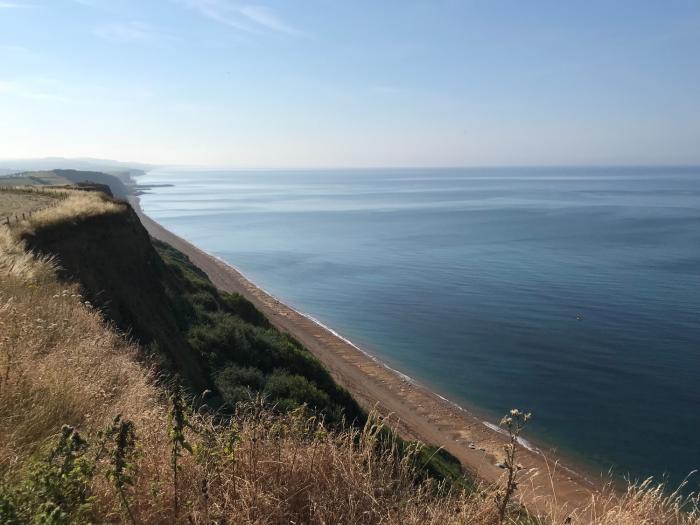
<box><xmin>129</xmin><ymin>194</ymin><xmax>603</xmax><ymax>516</ymax></box>
<box><xmin>194</xmin><ymin>250</ymin><xmax>572</xmax><ymax>462</ymax></box>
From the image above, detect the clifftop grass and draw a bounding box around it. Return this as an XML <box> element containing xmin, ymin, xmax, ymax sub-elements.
<box><xmin>20</xmin><ymin>190</ymin><xmax>125</xmax><ymax>232</ymax></box>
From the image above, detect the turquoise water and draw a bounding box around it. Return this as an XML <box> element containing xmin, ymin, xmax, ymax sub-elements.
<box><xmin>139</xmin><ymin>166</ymin><xmax>700</xmax><ymax>489</ymax></box>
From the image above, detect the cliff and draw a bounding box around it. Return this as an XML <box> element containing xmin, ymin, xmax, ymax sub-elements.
<box><xmin>21</xmin><ymin>203</ymin><xmax>210</xmax><ymax>392</ymax></box>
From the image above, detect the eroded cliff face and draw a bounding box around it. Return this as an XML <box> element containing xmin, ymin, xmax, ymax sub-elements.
<box><xmin>22</xmin><ymin>203</ymin><xmax>210</xmax><ymax>392</ymax></box>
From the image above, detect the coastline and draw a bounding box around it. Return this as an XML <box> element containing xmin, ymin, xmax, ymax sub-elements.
<box><xmin>129</xmin><ymin>194</ymin><xmax>602</xmax><ymax>516</ymax></box>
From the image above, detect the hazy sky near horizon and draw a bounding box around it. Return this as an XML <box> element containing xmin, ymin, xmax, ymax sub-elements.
<box><xmin>1</xmin><ymin>1</ymin><xmax>699</xmax><ymax>167</ymax></box>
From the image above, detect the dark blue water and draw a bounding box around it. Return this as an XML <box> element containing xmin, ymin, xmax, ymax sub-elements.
<box><xmin>139</xmin><ymin>167</ymin><xmax>700</xmax><ymax>489</ymax></box>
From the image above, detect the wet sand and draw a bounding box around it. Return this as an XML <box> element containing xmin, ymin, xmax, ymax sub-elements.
<box><xmin>131</xmin><ymin>197</ymin><xmax>601</xmax><ymax>518</ymax></box>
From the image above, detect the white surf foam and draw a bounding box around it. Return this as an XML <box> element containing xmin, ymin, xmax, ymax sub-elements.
<box><xmin>482</xmin><ymin>421</ymin><xmax>539</xmax><ymax>453</ymax></box>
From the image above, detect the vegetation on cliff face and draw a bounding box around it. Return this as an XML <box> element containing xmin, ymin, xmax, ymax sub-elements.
<box><xmin>1</xmin><ymin>187</ymin><xmax>699</xmax><ymax>524</ymax></box>
<box><xmin>155</xmin><ymin>239</ymin><xmax>364</xmax><ymax>424</ymax></box>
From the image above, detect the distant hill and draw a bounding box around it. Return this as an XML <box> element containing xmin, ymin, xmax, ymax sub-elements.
<box><xmin>0</xmin><ymin>157</ymin><xmax>153</xmax><ymax>183</ymax></box>
<box><xmin>55</xmin><ymin>169</ymin><xmax>131</xmax><ymax>198</ymax></box>
<box><xmin>0</xmin><ymin>169</ymin><xmax>132</xmax><ymax>199</ymax></box>
<box><xmin>0</xmin><ymin>170</ymin><xmax>72</xmax><ymax>186</ymax></box>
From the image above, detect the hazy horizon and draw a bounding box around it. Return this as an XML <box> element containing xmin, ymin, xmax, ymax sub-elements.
<box><xmin>1</xmin><ymin>1</ymin><xmax>699</xmax><ymax>167</ymax></box>
<box><xmin>2</xmin><ymin>156</ymin><xmax>700</xmax><ymax>172</ymax></box>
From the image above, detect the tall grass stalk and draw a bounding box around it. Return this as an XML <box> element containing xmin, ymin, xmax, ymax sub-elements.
<box><xmin>168</xmin><ymin>381</ymin><xmax>193</xmax><ymax>517</ymax></box>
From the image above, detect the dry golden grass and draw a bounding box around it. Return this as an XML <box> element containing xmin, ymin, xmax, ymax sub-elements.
<box><xmin>1</xmin><ymin>185</ymin><xmax>124</xmax><ymax>234</ymax></box>
<box><xmin>0</xmin><ymin>231</ymin><xmax>160</xmax><ymax>476</ymax></box>
<box><xmin>518</xmin><ymin>459</ymin><xmax>700</xmax><ymax>525</ymax></box>
<box><xmin>585</xmin><ymin>477</ymin><xmax>700</xmax><ymax>525</ymax></box>
<box><xmin>1</xmin><ymin>195</ymin><xmax>698</xmax><ymax>524</ymax></box>
<box><xmin>20</xmin><ymin>189</ymin><xmax>125</xmax><ymax>232</ymax></box>
<box><xmin>84</xmin><ymin>402</ymin><xmax>507</xmax><ymax>525</ymax></box>
<box><xmin>0</xmin><ymin>228</ymin><xmax>56</xmax><ymax>282</ymax></box>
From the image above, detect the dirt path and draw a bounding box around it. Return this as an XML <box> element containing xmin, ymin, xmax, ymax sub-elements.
<box><xmin>131</xmin><ymin>197</ymin><xmax>601</xmax><ymax>520</ymax></box>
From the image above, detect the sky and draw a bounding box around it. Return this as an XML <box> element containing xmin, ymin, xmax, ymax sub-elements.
<box><xmin>0</xmin><ymin>0</ymin><xmax>699</xmax><ymax>168</ymax></box>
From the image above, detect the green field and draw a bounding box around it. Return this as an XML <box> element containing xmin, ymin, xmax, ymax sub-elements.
<box><xmin>0</xmin><ymin>171</ymin><xmax>73</xmax><ymax>187</ymax></box>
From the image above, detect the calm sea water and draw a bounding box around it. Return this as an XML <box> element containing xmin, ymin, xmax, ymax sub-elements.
<box><xmin>139</xmin><ymin>166</ymin><xmax>700</xmax><ymax>488</ymax></box>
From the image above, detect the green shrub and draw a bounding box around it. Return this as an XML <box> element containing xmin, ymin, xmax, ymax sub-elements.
<box><xmin>218</xmin><ymin>384</ymin><xmax>256</xmax><ymax>406</ymax></box>
<box><xmin>264</xmin><ymin>371</ymin><xmax>334</xmax><ymax>414</ymax></box>
<box><xmin>153</xmin><ymin>239</ymin><xmax>365</xmax><ymax>423</ymax></box>
<box><xmin>0</xmin><ymin>426</ymin><xmax>94</xmax><ymax>525</ymax></box>
<box><xmin>220</xmin><ymin>292</ymin><xmax>270</xmax><ymax>327</ymax></box>
<box><xmin>217</xmin><ymin>364</ymin><xmax>266</xmax><ymax>390</ymax></box>
<box><xmin>215</xmin><ymin>364</ymin><xmax>265</xmax><ymax>406</ymax></box>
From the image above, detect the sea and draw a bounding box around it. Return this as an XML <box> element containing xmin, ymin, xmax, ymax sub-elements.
<box><xmin>138</xmin><ymin>166</ymin><xmax>700</xmax><ymax>490</ymax></box>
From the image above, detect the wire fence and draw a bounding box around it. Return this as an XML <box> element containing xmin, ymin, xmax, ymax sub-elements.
<box><xmin>0</xmin><ymin>186</ymin><xmax>70</xmax><ymax>227</ymax></box>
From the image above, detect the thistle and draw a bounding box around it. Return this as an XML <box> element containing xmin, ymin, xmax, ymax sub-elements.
<box><xmin>495</xmin><ymin>408</ymin><xmax>531</xmax><ymax>525</ymax></box>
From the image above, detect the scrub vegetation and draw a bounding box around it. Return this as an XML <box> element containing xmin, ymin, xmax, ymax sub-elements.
<box><xmin>155</xmin><ymin>239</ymin><xmax>363</xmax><ymax>425</ymax></box>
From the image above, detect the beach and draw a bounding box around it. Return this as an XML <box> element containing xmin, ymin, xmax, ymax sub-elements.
<box><xmin>130</xmin><ymin>195</ymin><xmax>601</xmax><ymax>515</ymax></box>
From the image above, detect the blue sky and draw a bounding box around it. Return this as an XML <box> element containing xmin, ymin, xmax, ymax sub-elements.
<box><xmin>1</xmin><ymin>0</ymin><xmax>699</xmax><ymax>167</ymax></box>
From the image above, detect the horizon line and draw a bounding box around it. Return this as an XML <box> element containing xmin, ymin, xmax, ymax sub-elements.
<box><xmin>2</xmin><ymin>157</ymin><xmax>700</xmax><ymax>172</ymax></box>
